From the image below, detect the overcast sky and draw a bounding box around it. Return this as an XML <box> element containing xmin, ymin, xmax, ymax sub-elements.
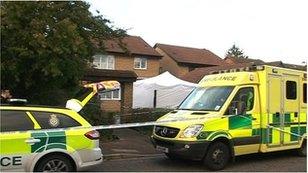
<box><xmin>88</xmin><ymin>0</ymin><xmax>307</xmax><ymax>65</ymax></box>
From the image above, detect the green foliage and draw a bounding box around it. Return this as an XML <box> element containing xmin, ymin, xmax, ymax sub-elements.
<box><xmin>1</xmin><ymin>1</ymin><xmax>126</xmax><ymax>105</ymax></box>
<box><xmin>226</xmin><ymin>44</ymin><xmax>248</xmax><ymax>59</ymax></box>
<box><xmin>80</xmin><ymin>98</ymin><xmax>118</xmax><ymax>141</ymax></box>
<box><xmin>80</xmin><ymin>98</ymin><xmax>118</xmax><ymax>125</ymax></box>
<box><xmin>130</xmin><ymin>108</ymin><xmax>171</xmax><ymax>136</ymax></box>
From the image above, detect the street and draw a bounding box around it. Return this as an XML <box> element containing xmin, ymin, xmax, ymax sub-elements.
<box><xmin>89</xmin><ymin>150</ymin><xmax>306</xmax><ymax>172</ymax></box>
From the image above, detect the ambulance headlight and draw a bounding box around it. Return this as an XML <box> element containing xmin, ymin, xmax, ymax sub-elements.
<box><xmin>181</xmin><ymin>124</ymin><xmax>203</xmax><ymax>138</ymax></box>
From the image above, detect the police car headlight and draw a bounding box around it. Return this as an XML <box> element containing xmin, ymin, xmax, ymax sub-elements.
<box><xmin>181</xmin><ymin>124</ymin><xmax>203</xmax><ymax>138</ymax></box>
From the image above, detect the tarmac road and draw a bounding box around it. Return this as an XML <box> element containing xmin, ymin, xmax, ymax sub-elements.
<box><xmin>89</xmin><ymin>150</ymin><xmax>306</xmax><ymax>172</ymax></box>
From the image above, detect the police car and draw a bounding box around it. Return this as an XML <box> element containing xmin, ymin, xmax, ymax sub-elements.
<box><xmin>0</xmin><ymin>81</ymin><xmax>120</xmax><ymax>172</ymax></box>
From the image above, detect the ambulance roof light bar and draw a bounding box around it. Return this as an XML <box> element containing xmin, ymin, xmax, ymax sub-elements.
<box><xmin>212</xmin><ymin>65</ymin><xmax>265</xmax><ymax>74</ymax></box>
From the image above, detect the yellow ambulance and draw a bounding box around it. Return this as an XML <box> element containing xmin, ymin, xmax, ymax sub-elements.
<box><xmin>0</xmin><ymin>81</ymin><xmax>120</xmax><ymax>172</ymax></box>
<box><xmin>151</xmin><ymin>65</ymin><xmax>307</xmax><ymax>170</ymax></box>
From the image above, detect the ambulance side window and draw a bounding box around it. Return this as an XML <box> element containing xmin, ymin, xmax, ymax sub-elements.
<box><xmin>225</xmin><ymin>87</ymin><xmax>254</xmax><ymax>115</ymax></box>
<box><xmin>0</xmin><ymin>110</ymin><xmax>34</xmax><ymax>132</ymax></box>
<box><xmin>31</xmin><ymin>112</ymin><xmax>81</xmax><ymax>129</ymax></box>
<box><xmin>286</xmin><ymin>81</ymin><xmax>297</xmax><ymax>100</ymax></box>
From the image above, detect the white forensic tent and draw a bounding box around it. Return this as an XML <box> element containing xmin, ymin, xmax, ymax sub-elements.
<box><xmin>133</xmin><ymin>72</ymin><xmax>197</xmax><ymax>108</ymax></box>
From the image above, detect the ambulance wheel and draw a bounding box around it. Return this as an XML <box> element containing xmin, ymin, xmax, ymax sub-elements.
<box><xmin>35</xmin><ymin>154</ymin><xmax>74</xmax><ymax>172</ymax></box>
<box><xmin>203</xmin><ymin>142</ymin><xmax>230</xmax><ymax>171</ymax></box>
<box><xmin>297</xmin><ymin>139</ymin><xmax>306</xmax><ymax>157</ymax></box>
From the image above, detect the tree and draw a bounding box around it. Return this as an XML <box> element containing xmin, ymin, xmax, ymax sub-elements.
<box><xmin>1</xmin><ymin>1</ymin><xmax>126</xmax><ymax>105</ymax></box>
<box><xmin>226</xmin><ymin>44</ymin><xmax>248</xmax><ymax>59</ymax></box>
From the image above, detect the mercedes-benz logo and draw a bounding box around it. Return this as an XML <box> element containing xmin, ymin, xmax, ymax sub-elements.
<box><xmin>161</xmin><ymin>127</ymin><xmax>168</xmax><ymax>136</ymax></box>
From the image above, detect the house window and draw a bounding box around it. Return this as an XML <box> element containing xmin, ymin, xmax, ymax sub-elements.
<box><xmin>134</xmin><ymin>57</ymin><xmax>147</xmax><ymax>69</ymax></box>
<box><xmin>93</xmin><ymin>54</ymin><xmax>115</xmax><ymax>69</ymax></box>
<box><xmin>99</xmin><ymin>88</ymin><xmax>121</xmax><ymax>100</ymax></box>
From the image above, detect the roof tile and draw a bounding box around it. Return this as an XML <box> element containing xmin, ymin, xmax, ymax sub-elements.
<box><xmin>155</xmin><ymin>43</ymin><xmax>224</xmax><ymax>65</ymax></box>
<box><xmin>105</xmin><ymin>36</ymin><xmax>161</xmax><ymax>57</ymax></box>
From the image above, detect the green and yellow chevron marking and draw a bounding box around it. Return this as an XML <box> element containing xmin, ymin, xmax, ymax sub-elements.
<box><xmin>31</xmin><ymin>131</ymin><xmax>66</xmax><ymax>153</ymax></box>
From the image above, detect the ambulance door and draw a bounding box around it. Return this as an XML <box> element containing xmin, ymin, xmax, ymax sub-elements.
<box><xmin>267</xmin><ymin>74</ymin><xmax>283</xmax><ymax>146</ymax></box>
<box><xmin>225</xmin><ymin>85</ymin><xmax>260</xmax><ymax>155</ymax></box>
<box><xmin>0</xmin><ymin>110</ymin><xmax>34</xmax><ymax>171</ymax></box>
<box><xmin>283</xmin><ymin>74</ymin><xmax>300</xmax><ymax>145</ymax></box>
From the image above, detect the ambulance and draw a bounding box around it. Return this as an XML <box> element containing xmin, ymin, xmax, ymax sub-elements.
<box><xmin>0</xmin><ymin>81</ymin><xmax>120</xmax><ymax>172</ymax></box>
<box><xmin>151</xmin><ymin>65</ymin><xmax>307</xmax><ymax>170</ymax></box>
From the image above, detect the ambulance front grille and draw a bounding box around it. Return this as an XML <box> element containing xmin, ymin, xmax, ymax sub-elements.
<box><xmin>154</xmin><ymin>126</ymin><xmax>180</xmax><ymax>138</ymax></box>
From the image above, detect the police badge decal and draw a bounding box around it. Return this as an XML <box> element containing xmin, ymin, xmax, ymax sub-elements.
<box><xmin>49</xmin><ymin>114</ymin><xmax>60</xmax><ymax>127</ymax></box>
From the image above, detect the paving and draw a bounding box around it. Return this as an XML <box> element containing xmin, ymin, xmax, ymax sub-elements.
<box><xmin>100</xmin><ymin>128</ymin><xmax>163</xmax><ymax>160</ymax></box>
<box><xmin>89</xmin><ymin>151</ymin><xmax>307</xmax><ymax>172</ymax></box>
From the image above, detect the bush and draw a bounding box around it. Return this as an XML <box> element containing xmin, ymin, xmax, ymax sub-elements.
<box><xmin>80</xmin><ymin>99</ymin><xmax>118</xmax><ymax>141</ymax></box>
<box><xmin>80</xmin><ymin>101</ymin><xmax>173</xmax><ymax>139</ymax></box>
<box><xmin>128</xmin><ymin>108</ymin><xmax>172</xmax><ymax>136</ymax></box>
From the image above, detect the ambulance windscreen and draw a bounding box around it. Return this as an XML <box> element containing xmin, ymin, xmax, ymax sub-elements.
<box><xmin>178</xmin><ymin>86</ymin><xmax>234</xmax><ymax>112</ymax></box>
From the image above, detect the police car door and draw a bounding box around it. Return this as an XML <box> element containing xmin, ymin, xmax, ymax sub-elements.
<box><xmin>0</xmin><ymin>110</ymin><xmax>36</xmax><ymax>171</ymax></box>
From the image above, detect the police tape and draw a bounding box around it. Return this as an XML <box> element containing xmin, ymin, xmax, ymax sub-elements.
<box><xmin>0</xmin><ymin>116</ymin><xmax>207</xmax><ymax>134</ymax></box>
<box><xmin>2</xmin><ymin>114</ymin><xmax>306</xmax><ymax>140</ymax></box>
<box><xmin>267</xmin><ymin>124</ymin><xmax>306</xmax><ymax>138</ymax></box>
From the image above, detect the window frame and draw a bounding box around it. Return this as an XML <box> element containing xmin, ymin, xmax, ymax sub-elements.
<box><xmin>30</xmin><ymin>111</ymin><xmax>82</xmax><ymax>129</ymax></box>
<box><xmin>224</xmin><ymin>86</ymin><xmax>255</xmax><ymax>115</ymax></box>
<box><xmin>93</xmin><ymin>54</ymin><xmax>115</xmax><ymax>70</ymax></box>
<box><xmin>286</xmin><ymin>80</ymin><xmax>297</xmax><ymax>100</ymax></box>
<box><xmin>99</xmin><ymin>88</ymin><xmax>121</xmax><ymax>101</ymax></box>
<box><xmin>0</xmin><ymin>110</ymin><xmax>35</xmax><ymax>132</ymax></box>
<box><xmin>134</xmin><ymin>57</ymin><xmax>147</xmax><ymax>70</ymax></box>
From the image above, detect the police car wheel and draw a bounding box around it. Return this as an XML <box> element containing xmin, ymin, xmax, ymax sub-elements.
<box><xmin>35</xmin><ymin>155</ymin><xmax>74</xmax><ymax>172</ymax></box>
<box><xmin>297</xmin><ymin>140</ymin><xmax>306</xmax><ymax>157</ymax></box>
<box><xmin>203</xmin><ymin>142</ymin><xmax>230</xmax><ymax>171</ymax></box>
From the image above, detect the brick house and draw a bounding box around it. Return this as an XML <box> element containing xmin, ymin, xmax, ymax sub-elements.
<box><xmin>182</xmin><ymin>58</ymin><xmax>306</xmax><ymax>83</ymax></box>
<box><xmin>83</xmin><ymin>69</ymin><xmax>137</xmax><ymax>113</ymax></box>
<box><xmin>181</xmin><ymin>62</ymin><xmax>258</xmax><ymax>83</ymax></box>
<box><xmin>154</xmin><ymin>43</ymin><xmax>224</xmax><ymax>78</ymax></box>
<box><xmin>84</xmin><ymin>36</ymin><xmax>161</xmax><ymax>112</ymax></box>
<box><xmin>95</xmin><ymin>36</ymin><xmax>162</xmax><ymax>79</ymax></box>
<box><xmin>224</xmin><ymin>56</ymin><xmax>264</xmax><ymax>65</ymax></box>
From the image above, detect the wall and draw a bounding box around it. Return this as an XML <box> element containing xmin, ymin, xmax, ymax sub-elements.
<box><xmin>224</xmin><ymin>58</ymin><xmax>236</xmax><ymax>64</ymax></box>
<box><xmin>155</xmin><ymin>47</ymin><xmax>189</xmax><ymax>78</ymax></box>
<box><xmin>100</xmin><ymin>82</ymin><xmax>133</xmax><ymax>113</ymax></box>
<box><xmin>115</xmin><ymin>55</ymin><xmax>160</xmax><ymax>78</ymax></box>
<box><xmin>100</xmin><ymin>100</ymin><xmax>121</xmax><ymax>112</ymax></box>
<box><xmin>121</xmin><ymin>82</ymin><xmax>133</xmax><ymax>113</ymax></box>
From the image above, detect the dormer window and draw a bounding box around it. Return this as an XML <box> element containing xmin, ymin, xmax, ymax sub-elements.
<box><xmin>93</xmin><ymin>54</ymin><xmax>115</xmax><ymax>70</ymax></box>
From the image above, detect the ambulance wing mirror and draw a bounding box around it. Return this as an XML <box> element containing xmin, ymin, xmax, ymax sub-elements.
<box><xmin>66</xmin><ymin>80</ymin><xmax>120</xmax><ymax>112</ymax></box>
